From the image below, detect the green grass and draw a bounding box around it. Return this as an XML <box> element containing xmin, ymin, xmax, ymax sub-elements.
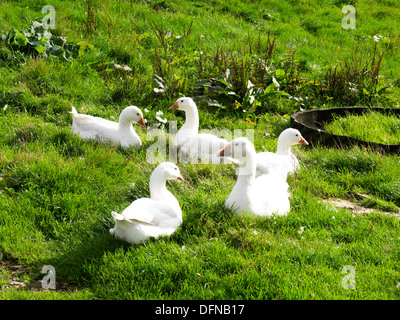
<box><xmin>0</xmin><ymin>0</ymin><xmax>400</xmax><ymax>300</ymax></box>
<box><xmin>325</xmin><ymin>111</ymin><xmax>400</xmax><ymax>145</ymax></box>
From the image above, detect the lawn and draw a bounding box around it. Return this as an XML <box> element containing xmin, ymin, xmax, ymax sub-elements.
<box><xmin>325</xmin><ymin>110</ymin><xmax>400</xmax><ymax>145</ymax></box>
<box><xmin>0</xmin><ymin>0</ymin><xmax>399</xmax><ymax>300</ymax></box>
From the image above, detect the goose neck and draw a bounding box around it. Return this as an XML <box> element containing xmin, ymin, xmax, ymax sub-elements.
<box><xmin>236</xmin><ymin>155</ymin><xmax>257</xmax><ymax>182</ymax></box>
<box><xmin>276</xmin><ymin>139</ymin><xmax>291</xmax><ymax>156</ymax></box>
<box><xmin>182</xmin><ymin>108</ymin><xmax>199</xmax><ymax>132</ymax></box>
<box><xmin>236</xmin><ymin>171</ymin><xmax>255</xmax><ymax>185</ymax></box>
<box><xmin>149</xmin><ymin>172</ymin><xmax>169</xmax><ymax>201</ymax></box>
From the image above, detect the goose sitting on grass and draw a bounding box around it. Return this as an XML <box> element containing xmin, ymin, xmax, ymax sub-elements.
<box><xmin>70</xmin><ymin>106</ymin><xmax>146</xmax><ymax>149</ymax></box>
<box><xmin>110</xmin><ymin>162</ymin><xmax>184</xmax><ymax>244</ymax></box>
<box><xmin>169</xmin><ymin>97</ymin><xmax>228</xmax><ymax>164</ymax></box>
<box><xmin>256</xmin><ymin>128</ymin><xmax>308</xmax><ymax>177</ymax></box>
<box><xmin>219</xmin><ymin>137</ymin><xmax>290</xmax><ymax>217</ymax></box>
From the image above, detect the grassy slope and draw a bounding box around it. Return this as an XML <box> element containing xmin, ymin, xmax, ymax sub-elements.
<box><xmin>0</xmin><ymin>0</ymin><xmax>399</xmax><ymax>299</ymax></box>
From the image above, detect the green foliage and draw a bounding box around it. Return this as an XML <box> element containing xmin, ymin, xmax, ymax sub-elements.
<box><xmin>1</xmin><ymin>20</ymin><xmax>82</xmax><ymax>62</ymax></box>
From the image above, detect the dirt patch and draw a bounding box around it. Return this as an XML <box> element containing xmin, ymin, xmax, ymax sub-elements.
<box><xmin>1</xmin><ymin>257</ymin><xmax>30</xmax><ymax>291</ymax></box>
<box><xmin>322</xmin><ymin>198</ymin><xmax>400</xmax><ymax>217</ymax></box>
<box><xmin>322</xmin><ymin>198</ymin><xmax>374</xmax><ymax>214</ymax></box>
<box><xmin>1</xmin><ymin>257</ymin><xmax>79</xmax><ymax>292</ymax></box>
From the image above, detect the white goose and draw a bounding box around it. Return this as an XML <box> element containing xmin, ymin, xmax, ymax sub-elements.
<box><xmin>70</xmin><ymin>106</ymin><xmax>146</xmax><ymax>149</ymax></box>
<box><xmin>219</xmin><ymin>137</ymin><xmax>290</xmax><ymax>216</ymax></box>
<box><xmin>256</xmin><ymin>128</ymin><xmax>308</xmax><ymax>177</ymax></box>
<box><xmin>169</xmin><ymin>97</ymin><xmax>228</xmax><ymax>164</ymax></box>
<box><xmin>110</xmin><ymin>162</ymin><xmax>184</xmax><ymax>244</ymax></box>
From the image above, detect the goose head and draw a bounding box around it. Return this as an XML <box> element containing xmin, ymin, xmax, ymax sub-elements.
<box><xmin>219</xmin><ymin>137</ymin><xmax>255</xmax><ymax>160</ymax></box>
<box><xmin>169</xmin><ymin>97</ymin><xmax>197</xmax><ymax>113</ymax></box>
<box><xmin>120</xmin><ymin>106</ymin><xmax>146</xmax><ymax>128</ymax></box>
<box><xmin>278</xmin><ymin>128</ymin><xmax>308</xmax><ymax>148</ymax></box>
<box><xmin>219</xmin><ymin>137</ymin><xmax>257</xmax><ymax>175</ymax></box>
<box><xmin>153</xmin><ymin>162</ymin><xmax>185</xmax><ymax>182</ymax></box>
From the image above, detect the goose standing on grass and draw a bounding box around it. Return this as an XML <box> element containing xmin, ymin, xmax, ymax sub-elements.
<box><xmin>70</xmin><ymin>106</ymin><xmax>146</xmax><ymax>149</ymax></box>
<box><xmin>169</xmin><ymin>97</ymin><xmax>228</xmax><ymax>164</ymax></box>
<box><xmin>110</xmin><ymin>162</ymin><xmax>184</xmax><ymax>244</ymax></box>
<box><xmin>256</xmin><ymin>128</ymin><xmax>308</xmax><ymax>177</ymax></box>
<box><xmin>219</xmin><ymin>137</ymin><xmax>290</xmax><ymax>216</ymax></box>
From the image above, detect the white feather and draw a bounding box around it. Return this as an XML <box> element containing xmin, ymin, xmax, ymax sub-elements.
<box><xmin>170</xmin><ymin>97</ymin><xmax>229</xmax><ymax>164</ymax></box>
<box><xmin>256</xmin><ymin>128</ymin><xmax>308</xmax><ymax>177</ymax></box>
<box><xmin>109</xmin><ymin>162</ymin><xmax>184</xmax><ymax>244</ymax></box>
<box><xmin>70</xmin><ymin>106</ymin><xmax>145</xmax><ymax>149</ymax></box>
<box><xmin>221</xmin><ymin>137</ymin><xmax>290</xmax><ymax>217</ymax></box>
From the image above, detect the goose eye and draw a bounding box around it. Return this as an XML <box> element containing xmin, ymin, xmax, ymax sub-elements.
<box><xmin>180</xmin><ymin>100</ymin><xmax>184</xmax><ymax>103</ymax></box>
<box><xmin>137</xmin><ymin>113</ymin><xmax>140</xmax><ymax>116</ymax></box>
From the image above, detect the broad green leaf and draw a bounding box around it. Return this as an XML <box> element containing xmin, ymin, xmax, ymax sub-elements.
<box><xmin>264</xmin><ymin>82</ymin><xmax>276</xmax><ymax>94</ymax></box>
<box><xmin>40</xmin><ymin>35</ymin><xmax>48</xmax><ymax>45</ymax></box>
<box><xmin>11</xmin><ymin>30</ymin><xmax>27</xmax><ymax>47</ymax></box>
<box><xmin>48</xmin><ymin>45</ymin><xmax>63</xmax><ymax>57</ymax></box>
<box><xmin>34</xmin><ymin>45</ymin><xmax>46</xmax><ymax>53</ymax></box>
<box><xmin>275</xmin><ymin>69</ymin><xmax>285</xmax><ymax>77</ymax></box>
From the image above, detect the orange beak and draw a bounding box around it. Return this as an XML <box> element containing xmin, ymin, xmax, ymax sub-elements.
<box><xmin>219</xmin><ymin>144</ymin><xmax>231</xmax><ymax>157</ymax></box>
<box><xmin>299</xmin><ymin>136</ymin><xmax>308</xmax><ymax>145</ymax></box>
<box><xmin>138</xmin><ymin>118</ymin><xmax>146</xmax><ymax>129</ymax></box>
<box><xmin>177</xmin><ymin>176</ymin><xmax>185</xmax><ymax>182</ymax></box>
<box><xmin>169</xmin><ymin>101</ymin><xmax>179</xmax><ymax>110</ymax></box>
